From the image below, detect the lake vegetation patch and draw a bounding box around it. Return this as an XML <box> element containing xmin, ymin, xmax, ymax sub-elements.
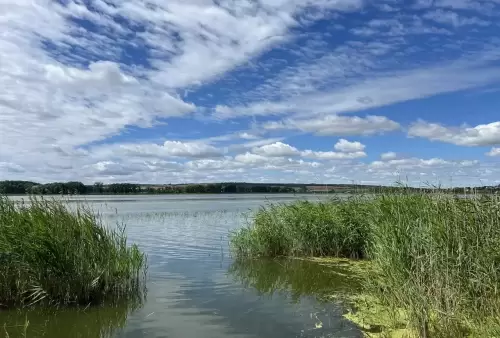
<box><xmin>0</xmin><ymin>196</ymin><xmax>147</xmax><ymax>308</ymax></box>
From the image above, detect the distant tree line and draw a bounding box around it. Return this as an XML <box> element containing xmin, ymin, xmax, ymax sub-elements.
<box><xmin>0</xmin><ymin>181</ymin><xmax>299</xmax><ymax>195</ymax></box>
<box><xmin>2</xmin><ymin>180</ymin><xmax>497</xmax><ymax>195</ymax></box>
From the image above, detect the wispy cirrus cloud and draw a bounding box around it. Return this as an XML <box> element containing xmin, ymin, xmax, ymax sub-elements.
<box><xmin>214</xmin><ymin>60</ymin><xmax>500</xmax><ymax>121</ymax></box>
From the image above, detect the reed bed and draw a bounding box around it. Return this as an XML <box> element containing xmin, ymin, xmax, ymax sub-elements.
<box><xmin>230</xmin><ymin>198</ymin><xmax>371</xmax><ymax>258</ymax></box>
<box><xmin>230</xmin><ymin>193</ymin><xmax>500</xmax><ymax>337</ymax></box>
<box><xmin>0</xmin><ymin>196</ymin><xmax>147</xmax><ymax>308</ymax></box>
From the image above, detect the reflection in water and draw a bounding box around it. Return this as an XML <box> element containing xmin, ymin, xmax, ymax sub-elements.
<box><xmin>0</xmin><ymin>298</ymin><xmax>143</xmax><ymax>338</ymax></box>
<box><xmin>229</xmin><ymin>258</ymin><xmax>363</xmax><ymax>303</ymax></box>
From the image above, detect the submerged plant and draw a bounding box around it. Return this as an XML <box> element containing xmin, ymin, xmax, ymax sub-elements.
<box><xmin>0</xmin><ymin>196</ymin><xmax>147</xmax><ymax>307</ymax></box>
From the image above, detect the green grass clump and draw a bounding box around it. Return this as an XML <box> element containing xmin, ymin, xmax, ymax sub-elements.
<box><xmin>230</xmin><ymin>199</ymin><xmax>371</xmax><ymax>258</ymax></box>
<box><xmin>369</xmin><ymin>194</ymin><xmax>500</xmax><ymax>337</ymax></box>
<box><xmin>230</xmin><ymin>193</ymin><xmax>500</xmax><ymax>337</ymax></box>
<box><xmin>0</xmin><ymin>196</ymin><xmax>147</xmax><ymax>307</ymax></box>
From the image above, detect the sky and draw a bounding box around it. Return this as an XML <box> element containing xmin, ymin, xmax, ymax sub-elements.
<box><xmin>1</xmin><ymin>0</ymin><xmax>500</xmax><ymax>187</ymax></box>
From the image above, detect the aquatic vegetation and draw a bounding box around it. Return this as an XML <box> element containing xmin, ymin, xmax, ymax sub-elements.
<box><xmin>0</xmin><ymin>196</ymin><xmax>147</xmax><ymax>307</ymax></box>
<box><xmin>230</xmin><ymin>198</ymin><xmax>371</xmax><ymax>258</ymax></box>
<box><xmin>370</xmin><ymin>194</ymin><xmax>500</xmax><ymax>337</ymax></box>
<box><xmin>230</xmin><ymin>193</ymin><xmax>500</xmax><ymax>337</ymax></box>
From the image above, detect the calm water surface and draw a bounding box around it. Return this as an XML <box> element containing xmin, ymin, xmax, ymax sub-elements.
<box><xmin>2</xmin><ymin>194</ymin><xmax>362</xmax><ymax>338</ymax></box>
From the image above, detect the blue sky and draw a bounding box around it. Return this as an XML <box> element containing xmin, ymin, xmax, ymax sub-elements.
<box><xmin>1</xmin><ymin>0</ymin><xmax>500</xmax><ymax>186</ymax></box>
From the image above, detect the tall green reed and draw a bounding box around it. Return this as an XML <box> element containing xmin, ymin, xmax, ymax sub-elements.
<box><xmin>230</xmin><ymin>198</ymin><xmax>371</xmax><ymax>258</ymax></box>
<box><xmin>369</xmin><ymin>193</ymin><xmax>500</xmax><ymax>337</ymax></box>
<box><xmin>0</xmin><ymin>196</ymin><xmax>147</xmax><ymax>307</ymax></box>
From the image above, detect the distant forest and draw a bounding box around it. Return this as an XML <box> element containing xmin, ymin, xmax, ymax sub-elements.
<box><xmin>0</xmin><ymin>180</ymin><xmax>298</xmax><ymax>195</ymax></box>
<box><xmin>0</xmin><ymin>180</ymin><xmax>498</xmax><ymax>195</ymax></box>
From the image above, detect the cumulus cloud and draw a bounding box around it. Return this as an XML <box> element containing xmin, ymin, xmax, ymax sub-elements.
<box><xmin>250</xmin><ymin>140</ymin><xmax>367</xmax><ymax>160</ymax></box>
<box><xmin>234</xmin><ymin>152</ymin><xmax>271</xmax><ymax>165</ymax></box>
<box><xmin>408</xmin><ymin>120</ymin><xmax>500</xmax><ymax>146</ymax></box>
<box><xmin>219</xmin><ymin>152</ymin><xmax>323</xmax><ymax>171</ymax></box>
<box><xmin>334</xmin><ymin>139</ymin><xmax>366</xmax><ymax>153</ymax></box>
<box><xmin>162</xmin><ymin>141</ymin><xmax>223</xmax><ymax>158</ymax></box>
<box><xmin>252</xmin><ymin>142</ymin><xmax>300</xmax><ymax>157</ymax></box>
<box><xmin>487</xmin><ymin>147</ymin><xmax>500</xmax><ymax>157</ymax></box>
<box><xmin>263</xmin><ymin>115</ymin><xmax>400</xmax><ymax>136</ymax></box>
<box><xmin>301</xmin><ymin>150</ymin><xmax>367</xmax><ymax>160</ymax></box>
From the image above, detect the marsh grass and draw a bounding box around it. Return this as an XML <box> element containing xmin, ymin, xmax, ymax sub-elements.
<box><xmin>0</xmin><ymin>196</ymin><xmax>147</xmax><ymax>308</ymax></box>
<box><xmin>369</xmin><ymin>193</ymin><xmax>500</xmax><ymax>337</ymax></box>
<box><xmin>230</xmin><ymin>198</ymin><xmax>371</xmax><ymax>258</ymax></box>
<box><xmin>230</xmin><ymin>193</ymin><xmax>500</xmax><ymax>337</ymax></box>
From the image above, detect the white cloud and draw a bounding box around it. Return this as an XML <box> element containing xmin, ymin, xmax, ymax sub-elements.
<box><xmin>44</xmin><ymin>61</ymin><xmax>137</xmax><ymax>87</ymax></box>
<box><xmin>162</xmin><ymin>141</ymin><xmax>223</xmax><ymax>158</ymax></box>
<box><xmin>117</xmin><ymin>141</ymin><xmax>223</xmax><ymax>158</ymax></box>
<box><xmin>334</xmin><ymin>139</ymin><xmax>366</xmax><ymax>153</ymax></box>
<box><xmin>380</xmin><ymin>152</ymin><xmax>398</xmax><ymax>160</ymax></box>
<box><xmin>229</xmin><ymin>152</ymin><xmax>323</xmax><ymax>170</ymax></box>
<box><xmin>263</xmin><ymin>115</ymin><xmax>400</xmax><ymax>136</ymax></box>
<box><xmin>369</xmin><ymin>158</ymin><xmax>479</xmax><ymax>171</ymax></box>
<box><xmin>487</xmin><ymin>147</ymin><xmax>500</xmax><ymax>157</ymax></box>
<box><xmin>0</xmin><ymin>31</ymin><xmax>196</xmax><ymax>157</ymax></box>
<box><xmin>234</xmin><ymin>152</ymin><xmax>270</xmax><ymax>165</ymax></box>
<box><xmin>235</xmin><ymin>139</ymin><xmax>368</xmax><ymax>162</ymax></box>
<box><xmin>227</xmin><ymin>138</ymin><xmax>286</xmax><ymax>152</ymax></box>
<box><xmin>408</xmin><ymin>120</ymin><xmax>500</xmax><ymax>146</ymax></box>
<box><xmin>423</xmin><ymin>9</ymin><xmax>491</xmax><ymax>27</ymax></box>
<box><xmin>0</xmin><ymin>0</ymin><xmax>361</xmax><ymax>179</ymax></box>
<box><xmin>239</xmin><ymin>132</ymin><xmax>260</xmax><ymax>140</ymax></box>
<box><xmin>252</xmin><ymin>142</ymin><xmax>300</xmax><ymax>157</ymax></box>
<box><xmin>433</xmin><ymin>0</ymin><xmax>496</xmax><ymax>15</ymax></box>
<box><xmin>370</xmin><ymin>158</ymin><xmax>449</xmax><ymax>170</ymax></box>
<box><xmin>301</xmin><ymin>150</ymin><xmax>366</xmax><ymax>160</ymax></box>
<box><xmin>140</xmin><ymin>0</ymin><xmax>362</xmax><ymax>88</ymax></box>
<box><xmin>250</xmin><ymin>140</ymin><xmax>367</xmax><ymax>160</ymax></box>
<box><xmin>214</xmin><ymin>60</ymin><xmax>500</xmax><ymax>121</ymax></box>
<box><xmin>88</xmin><ymin>159</ymin><xmax>182</xmax><ymax>177</ymax></box>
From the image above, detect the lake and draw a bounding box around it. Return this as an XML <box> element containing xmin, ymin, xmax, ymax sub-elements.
<box><xmin>1</xmin><ymin>194</ymin><xmax>362</xmax><ymax>338</ymax></box>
